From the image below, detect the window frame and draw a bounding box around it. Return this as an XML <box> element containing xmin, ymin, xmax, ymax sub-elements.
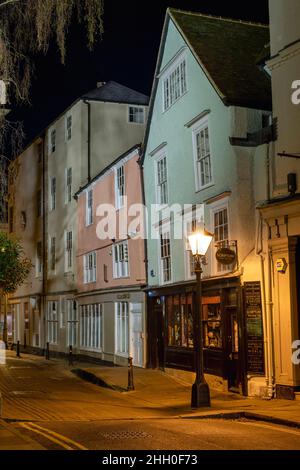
<box><xmin>162</xmin><ymin>52</ymin><xmax>187</xmax><ymax>112</ymax></box>
<box><xmin>79</xmin><ymin>304</ymin><xmax>103</xmax><ymax>352</ymax></box>
<box><xmin>50</xmin><ymin>177</ymin><xmax>56</xmax><ymax>212</ymax></box>
<box><xmin>86</xmin><ymin>189</ymin><xmax>93</xmax><ymax>226</ymax></box>
<box><xmin>36</xmin><ymin>241</ymin><xmax>43</xmax><ymax>277</ymax></box>
<box><xmin>159</xmin><ymin>229</ymin><xmax>172</xmax><ymax>285</ymax></box>
<box><xmin>65</xmin><ymin>230</ymin><xmax>73</xmax><ymax>272</ymax></box>
<box><xmin>192</xmin><ymin>116</ymin><xmax>214</xmax><ymax>192</ymax></box>
<box><xmin>153</xmin><ymin>149</ymin><xmax>169</xmax><ymax>208</ymax></box>
<box><xmin>115</xmin><ymin>302</ymin><xmax>129</xmax><ymax>356</ymax></box>
<box><xmin>49</xmin><ymin>128</ymin><xmax>56</xmax><ymax>154</ymax></box>
<box><xmin>115</xmin><ymin>164</ymin><xmax>126</xmax><ymax>210</ymax></box>
<box><xmin>65</xmin><ymin>114</ymin><xmax>72</xmax><ymax>142</ymax></box>
<box><xmin>128</xmin><ymin>106</ymin><xmax>145</xmax><ymax>124</ymax></box>
<box><xmin>47</xmin><ymin>301</ymin><xmax>58</xmax><ymax>345</ymax></box>
<box><xmin>49</xmin><ymin>235</ymin><xmax>56</xmax><ymax>273</ymax></box>
<box><xmin>83</xmin><ymin>251</ymin><xmax>97</xmax><ymax>284</ymax></box>
<box><xmin>65</xmin><ymin>167</ymin><xmax>72</xmax><ymax>204</ymax></box>
<box><xmin>209</xmin><ymin>198</ymin><xmax>231</xmax><ymax>276</ymax></box>
<box><xmin>113</xmin><ymin>240</ymin><xmax>129</xmax><ymax>279</ymax></box>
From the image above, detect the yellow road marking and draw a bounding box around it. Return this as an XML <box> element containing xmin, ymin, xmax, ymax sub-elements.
<box><xmin>19</xmin><ymin>423</ymin><xmax>74</xmax><ymax>450</ymax></box>
<box><xmin>28</xmin><ymin>422</ymin><xmax>88</xmax><ymax>450</ymax></box>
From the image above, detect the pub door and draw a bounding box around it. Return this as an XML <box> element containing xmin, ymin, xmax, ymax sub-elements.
<box><xmin>226</xmin><ymin>309</ymin><xmax>240</xmax><ymax>392</ymax></box>
<box><xmin>148</xmin><ymin>297</ymin><xmax>164</xmax><ymax>369</ymax></box>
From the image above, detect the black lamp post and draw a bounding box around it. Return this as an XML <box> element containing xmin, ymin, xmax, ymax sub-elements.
<box><xmin>188</xmin><ymin>229</ymin><xmax>213</xmax><ymax>408</ymax></box>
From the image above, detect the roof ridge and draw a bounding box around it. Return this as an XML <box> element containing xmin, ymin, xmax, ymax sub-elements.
<box><xmin>168</xmin><ymin>7</ymin><xmax>269</xmax><ymax>29</ymax></box>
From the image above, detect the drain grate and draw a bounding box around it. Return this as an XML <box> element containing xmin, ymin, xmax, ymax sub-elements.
<box><xmin>100</xmin><ymin>431</ymin><xmax>151</xmax><ymax>440</ymax></box>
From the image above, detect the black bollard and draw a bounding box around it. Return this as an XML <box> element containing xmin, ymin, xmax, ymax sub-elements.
<box><xmin>16</xmin><ymin>340</ymin><xmax>21</xmax><ymax>358</ymax></box>
<box><xmin>45</xmin><ymin>342</ymin><xmax>50</xmax><ymax>360</ymax></box>
<box><xmin>127</xmin><ymin>357</ymin><xmax>135</xmax><ymax>391</ymax></box>
<box><xmin>68</xmin><ymin>345</ymin><xmax>73</xmax><ymax>366</ymax></box>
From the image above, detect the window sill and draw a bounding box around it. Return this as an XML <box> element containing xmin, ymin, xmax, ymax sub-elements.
<box><xmin>195</xmin><ymin>182</ymin><xmax>215</xmax><ymax>193</ymax></box>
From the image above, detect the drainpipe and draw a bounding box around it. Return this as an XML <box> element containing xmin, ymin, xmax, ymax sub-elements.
<box><xmin>83</xmin><ymin>100</ymin><xmax>91</xmax><ymax>183</ymax></box>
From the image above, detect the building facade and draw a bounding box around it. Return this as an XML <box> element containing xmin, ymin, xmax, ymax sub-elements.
<box><xmin>142</xmin><ymin>9</ymin><xmax>272</xmax><ymax>396</ymax></box>
<box><xmin>76</xmin><ymin>145</ymin><xmax>147</xmax><ymax>366</ymax></box>
<box><xmin>8</xmin><ymin>81</ymin><xmax>148</xmax><ymax>359</ymax></box>
<box><xmin>254</xmin><ymin>0</ymin><xmax>300</xmax><ymax>399</ymax></box>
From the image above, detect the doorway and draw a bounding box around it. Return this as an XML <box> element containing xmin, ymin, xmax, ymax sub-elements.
<box><xmin>148</xmin><ymin>297</ymin><xmax>164</xmax><ymax>369</ymax></box>
<box><xmin>129</xmin><ymin>303</ymin><xmax>144</xmax><ymax>367</ymax></box>
<box><xmin>226</xmin><ymin>309</ymin><xmax>240</xmax><ymax>392</ymax></box>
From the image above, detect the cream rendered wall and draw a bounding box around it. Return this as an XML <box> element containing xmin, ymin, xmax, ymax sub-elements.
<box><xmin>80</xmin><ymin>100</ymin><xmax>148</xmax><ymax>185</ymax></box>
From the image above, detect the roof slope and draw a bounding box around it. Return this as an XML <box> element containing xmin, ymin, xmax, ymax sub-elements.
<box><xmin>82</xmin><ymin>80</ymin><xmax>149</xmax><ymax>105</ymax></box>
<box><xmin>170</xmin><ymin>9</ymin><xmax>271</xmax><ymax>110</ymax></box>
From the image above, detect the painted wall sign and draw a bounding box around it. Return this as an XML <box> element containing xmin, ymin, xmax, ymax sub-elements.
<box><xmin>276</xmin><ymin>258</ymin><xmax>288</xmax><ymax>274</ymax></box>
<box><xmin>244</xmin><ymin>281</ymin><xmax>265</xmax><ymax>375</ymax></box>
<box><xmin>215</xmin><ymin>247</ymin><xmax>236</xmax><ymax>265</ymax></box>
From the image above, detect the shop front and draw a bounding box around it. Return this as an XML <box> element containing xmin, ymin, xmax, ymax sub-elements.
<box><xmin>147</xmin><ymin>276</ymin><xmax>261</xmax><ymax>395</ymax></box>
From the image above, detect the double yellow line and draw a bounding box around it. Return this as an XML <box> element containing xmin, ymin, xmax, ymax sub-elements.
<box><xmin>19</xmin><ymin>422</ymin><xmax>88</xmax><ymax>450</ymax></box>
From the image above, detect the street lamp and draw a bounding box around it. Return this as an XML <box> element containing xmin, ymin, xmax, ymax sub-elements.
<box><xmin>188</xmin><ymin>228</ymin><xmax>213</xmax><ymax>408</ymax></box>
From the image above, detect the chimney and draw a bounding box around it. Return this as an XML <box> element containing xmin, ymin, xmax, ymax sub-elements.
<box><xmin>97</xmin><ymin>81</ymin><xmax>106</xmax><ymax>88</ymax></box>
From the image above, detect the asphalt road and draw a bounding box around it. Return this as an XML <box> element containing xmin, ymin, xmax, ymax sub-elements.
<box><xmin>1</xmin><ymin>352</ymin><xmax>300</xmax><ymax>450</ymax></box>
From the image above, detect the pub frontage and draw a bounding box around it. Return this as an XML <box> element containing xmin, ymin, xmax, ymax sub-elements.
<box><xmin>147</xmin><ymin>276</ymin><xmax>265</xmax><ymax>397</ymax></box>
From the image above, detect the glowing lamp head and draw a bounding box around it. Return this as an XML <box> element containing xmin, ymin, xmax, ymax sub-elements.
<box><xmin>188</xmin><ymin>229</ymin><xmax>213</xmax><ymax>256</ymax></box>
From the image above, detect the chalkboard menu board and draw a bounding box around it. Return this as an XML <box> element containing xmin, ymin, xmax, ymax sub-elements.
<box><xmin>244</xmin><ymin>282</ymin><xmax>265</xmax><ymax>375</ymax></box>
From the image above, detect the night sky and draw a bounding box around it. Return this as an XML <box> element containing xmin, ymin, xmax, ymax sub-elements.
<box><xmin>9</xmin><ymin>0</ymin><xmax>269</xmax><ymax>145</ymax></box>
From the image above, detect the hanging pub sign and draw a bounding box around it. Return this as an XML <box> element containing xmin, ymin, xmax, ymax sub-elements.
<box><xmin>215</xmin><ymin>247</ymin><xmax>236</xmax><ymax>265</ymax></box>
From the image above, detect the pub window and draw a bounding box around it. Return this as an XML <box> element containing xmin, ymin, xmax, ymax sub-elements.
<box><xmin>202</xmin><ymin>297</ymin><xmax>222</xmax><ymax>349</ymax></box>
<box><xmin>167</xmin><ymin>294</ymin><xmax>193</xmax><ymax>348</ymax></box>
<box><xmin>213</xmin><ymin>206</ymin><xmax>230</xmax><ymax>274</ymax></box>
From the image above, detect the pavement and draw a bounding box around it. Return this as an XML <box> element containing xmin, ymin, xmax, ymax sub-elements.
<box><xmin>72</xmin><ymin>363</ymin><xmax>300</xmax><ymax>428</ymax></box>
<box><xmin>1</xmin><ymin>351</ymin><xmax>300</xmax><ymax>450</ymax></box>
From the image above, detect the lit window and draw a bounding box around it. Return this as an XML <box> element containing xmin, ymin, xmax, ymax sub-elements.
<box><xmin>129</xmin><ymin>106</ymin><xmax>145</xmax><ymax>124</ymax></box>
<box><xmin>214</xmin><ymin>207</ymin><xmax>229</xmax><ymax>273</ymax></box>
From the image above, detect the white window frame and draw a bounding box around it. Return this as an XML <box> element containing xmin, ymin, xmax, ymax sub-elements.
<box><xmin>184</xmin><ymin>218</ymin><xmax>198</xmax><ymax>281</ymax></box>
<box><xmin>154</xmin><ymin>150</ymin><xmax>169</xmax><ymax>207</ymax></box>
<box><xmin>86</xmin><ymin>189</ymin><xmax>93</xmax><ymax>226</ymax></box>
<box><xmin>65</xmin><ymin>230</ymin><xmax>73</xmax><ymax>272</ymax></box>
<box><xmin>80</xmin><ymin>304</ymin><xmax>103</xmax><ymax>352</ymax></box>
<box><xmin>192</xmin><ymin>116</ymin><xmax>214</xmax><ymax>192</ymax></box>
<box><xmin>65</xmin><ymin>168</ymin><xmax>72</xmax><ymax>204</ymax></box>
<box><xmin>115</xmin><ymin>164</ymin><xmax>125</xmax><ymax>210</ymax></box>
<box><xmin>128</xmin><ymin>106</ymin><xmax>145</xmax><ymax>124</ymax></box>
<box><xmin>49</xmin><ymin>128</ymin><xmax>56</xmax><ymax>154</ymax></box>
<box><xmin>115</xmin><ymin>302</ymin><xmax>129</xmax><ymax>356</ymax></box>
<box><xmin>49</xmin><ymin>235</ymin><xmax>56</xmax><ymax>273</ymax></box>
<box><xmin>162</xmin><ymin>52</ymin><xmax>187</xmax><ymax>112</ymax></box>
<box><xmin>50</xmin><ymin>177</ymin><xmax>56</xmax><ymax>212</ymax></box>
<box><xmin>209</xmin><ymin>198</ymin><xmax>231</xmax><ymax>276</ymax></box>
<box><xmin>65</xmin><ymin>115</ymin><xmax>72</xmax><ymax>141</ymax></box>
<box><xmin>83</xmin><ymin>251</ymin><xmax>97</xmax><ymax>284</ymax></box>
<box><xmin>67</xmin><ymin>300</ymin><xmax>78</xmax><ymax>347</ymax></box>
<box><xmin>36</xmin><ymin>241</ymin><xmax>43</xmax><ymax>277</ymax></box>
<box><xmin>113</xmin><ymin>240</ymin><xmax>129</xmax><ymax>279</ymax></box>
<box><xmin>47</xmin><ymin>301</ymin><xmax>58</xmax><ymax>345</ymax></box>
<box><xmin>159</xmin><ymin>229</ymin><xmax>172</xmax><ymax>284</ymax></box>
